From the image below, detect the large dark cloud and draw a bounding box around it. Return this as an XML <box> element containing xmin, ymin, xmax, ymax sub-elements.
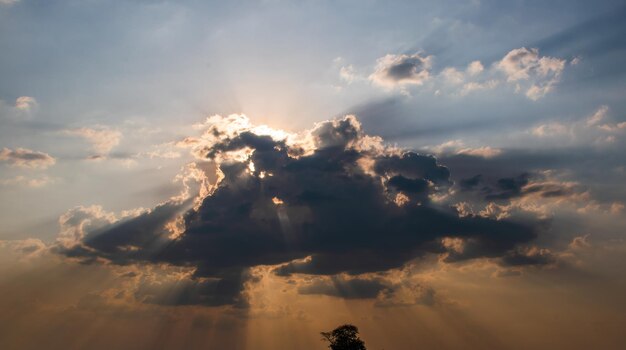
<box><xmin>57</xmin><ymin>116</ymin><xmax>539</xmax><ymax>306</ymax></box>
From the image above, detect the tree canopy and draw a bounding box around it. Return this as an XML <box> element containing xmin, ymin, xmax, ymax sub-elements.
<box><xmin>321</xmin><ymin>324</ymin><xmax>367</xmax><ymax>350</ymax></box>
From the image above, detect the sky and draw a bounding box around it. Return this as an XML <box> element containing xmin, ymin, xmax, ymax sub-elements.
<box><xmin>1</xmin><ymin>1</ymin><xmax>626</xmax><ymax>349</ymax></box>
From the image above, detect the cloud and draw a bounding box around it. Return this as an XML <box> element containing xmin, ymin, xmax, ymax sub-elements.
<box><xmin>297</xmin><ymin>274</ymin><xmax>438</xmax><ymax>307</ymax></box>
<box><xmin>0</xmin><ymin>175</ymin><xmax>54</xmax><ymax>188</ymax></box>
<box><xmin>466</xmin><ymin>60</ymin><xmax>484</xmax><ymax>76</ymax></box>
<box><xmin>497</xmin><ymin>47</ymin><xmax>566</xmax><ymax>100</ymax></box>
<box><xmin>569</xmin><ymin>235</ymin><xmax>591</xmax><ymax>250</ymax></box>
<box><xmin>586</xmin><ymin>105</ymin><xmax>609</xmax><ymax>126</ymax></box>
<box><xmin>0</xmin><ymin>239</ymin><xmax>46</xmax><ymax>259</ymax></box>
<box><xmin>14</xmin><ymin>96</ymin><xmax>37</xmax><ymax>111</ymax></box>
<box><xmin>428</xmin><ymin>140</ymin><xmax>502</xmax><ymax>159</ymax></box>
<box><xmin>598</xmin><ymin>122</ymin><xmax>626</xmax><ymax>132</ymax></box>
<box><xmin>484</xmin><ymin>173</ymin><xmax>531</xmax><ymax>200</ymax></box>
<box><xmin>56</xmin><ymin>115</ymin><xmax>539</xmax><ymax>306</ymax></box>
<box><xmin>530</xmin><ymin>105</ymin><xmax>626</xmax><ymax>146</ymax></box>
<box><xmin>0</xmin><ymin>96</ymin><xmax>38</xmax><ymax>120</ymax></box>
<box><xmin>458</xmin><ymin>171</ymin><xmax>585</xmax><ymax>204</ymax></box>
<box><xmin>135</xmin><ymin>142</ymin><xmax>183</xmax><ymax>160</ymax></box>
<box><xmin>499</xmin><ymin>246</ymin><xmax>556</xmax><ymax>267</ymax></box>
<box><xmin>531</xmin><ymin>122</ymin><xmax>569</xmax><ymax>136</ymax></box>
<box><xmin>459</xmin><ymin>174</ymin><xmax>483</xmax><ymax>191</ymax></box>
<box><xmin>351</xmin><ymin>48</ymin><xmax>567</xmax><ymax>99</ymax></box>
<box><xmin>339</xmin><ymin>65</ymin><xmax>358</xmax><ymax>84</ymax></box>
<box><xmin>460</xmin><ymin>80</ymin><xmax>499</xmax><ymax>96</ymax></box>
<box><xmin>432</xmin><ymin>60</ymin><xmax>499</xmax><ymax>96</ymax></box>
<box><xmin>64</xmin><ymin>127</ymin><xmax>122</xmax><ymax>155</ymax></box>
<box><xmin>447</xmin><ymin>152</ymin><xmax>623</xmax><ymax>237</ymax></box>
<box><xmin>375</xmin><ymin>281</ymin><xmax>436</xmax><ymax>307</ymax></box>
<box><xmin>0</xmin><ymin>147</ymin><xmax>56</xmax><ymax>169</ymax></box>
<box><xmin>438</xmin><ymin>48</ymin><xmax>566</xmax><ymax>99</ymax></box>
<box><xmin>134</xmin><ymin>268</ymin><xmax>250</xmax><ymax>307</ymax></box>
<box><xmin>0</xmin><ymin>0</ymin><xmax>19</xmax><ymax>6</ymax></box>
<box><xmin>56</xmin><ymin>205</ymin><xmax>118</xmax><ymax>248</ymax></box>
<box><xmin>441</xmin><ymin>67</ymin><xmax>464</xmax><ymax>85</ymax></box>
<box><xmin>370</xmin><ymin>53</ymin><xmax>432</xmax><ymax>88</ymax></box>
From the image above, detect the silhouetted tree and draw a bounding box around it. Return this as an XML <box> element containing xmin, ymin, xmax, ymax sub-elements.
<box><xmin>321</xmin><ymin>324</ymin><xmax>367</xmax><ymax>350</ymax></box>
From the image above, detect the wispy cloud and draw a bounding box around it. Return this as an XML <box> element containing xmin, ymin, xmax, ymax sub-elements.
<box><xmin>0</xmin><ymin>175</ymin><xmax>54</xmax><ymax>188</ymax></box>
<box><xmin>64</xmin><ymin>127</ymin><xmax>122</xmax><ymax>156</ymax></box>
<box><xmin>530</xmin><ymin>105</ymin><xmax>625</xmax><ymax>146</ymax></box>
<box><xmin>0</xmin><ymin>0</ymin><xmax>20</xmax><ymax>6</ymax></box>
<box><xmin>427</xmin><ymin>140</ymin><xmax>502</xmax><ymax>159</ymax></box>
<box><xmin>0</xmin><ymin>147</ymin><xmax>55</xmax><ymax>169</ymax></box>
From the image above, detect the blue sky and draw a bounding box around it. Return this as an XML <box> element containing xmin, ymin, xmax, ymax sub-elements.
<box><xmin>2</xmin><ymin>0</ymin><xmax>625</xmax><ymax>240</ymax></box>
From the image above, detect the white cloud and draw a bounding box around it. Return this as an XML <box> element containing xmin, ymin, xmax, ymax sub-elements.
<box><xmin>497</xmin><ymin>47</ymin><xmax>566</xmax><ymax>100</ymax></box>
<box><xmin>441</xmin><ymin>67</ymin><xmax>464</xmax><ymax>85</ymax></box>
<box><xmin>466</xmin><ymin>60</ymin><xmax>484</xmax><ymax>76</ymax></box>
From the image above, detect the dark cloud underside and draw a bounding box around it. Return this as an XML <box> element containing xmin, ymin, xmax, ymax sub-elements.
<box><xmin>58</xmin><ymin>116</ymin><xmax>538</xmax><ymax>306</ymax></box>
